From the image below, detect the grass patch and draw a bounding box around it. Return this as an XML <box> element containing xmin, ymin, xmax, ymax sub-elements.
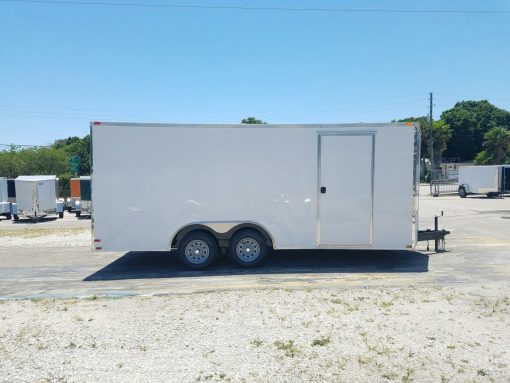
<box><xmin>274</xmin><ymin>340</ymin><xmax>300</xmax><ymax>357</ymax></box>
<box><xmin>312</xmin><ymin>335</ymin><xmax>331</xmax><ymax>347</ymax></box>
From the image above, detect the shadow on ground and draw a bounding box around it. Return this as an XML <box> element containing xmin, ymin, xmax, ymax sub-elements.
<box><xmin>84</xmin><ymin>250</ymin><xmax>429</xmax><ymax>281</ymax></box>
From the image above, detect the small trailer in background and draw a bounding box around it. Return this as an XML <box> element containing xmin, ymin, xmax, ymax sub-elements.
<box><xmin>458</xmin><ymin>165</ymin><xmax>510</xmax><ymax>198</ymax></box>
<box><xmin>66</xmin><ymin>177</ymin><xmax>81</xmax><ymax>212</ymax></box>
<box><xmin>12</xmin><ymin>175</ymin><xmax>64</xmax><ymax>221</ymax></box>
<box><xmin>75</xmin><ymin>176</ymin><xmax>91</xmax><ymax>217</ymax></box>
<box><xmin>0</xmin><ymin>178</ymin><xmax>12</xmax><ymax>220</ymax></box>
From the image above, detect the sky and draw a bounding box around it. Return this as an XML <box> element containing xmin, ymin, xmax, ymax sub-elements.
<box><xmin>1</xmin><ymin>0</ymin><xmax>509</xmax><ymax>146</ymax></box>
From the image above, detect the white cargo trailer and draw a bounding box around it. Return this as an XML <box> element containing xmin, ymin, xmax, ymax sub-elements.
<box><xmin>92</xmin><ymin>122</ymin><xmax>422</xmax><ymax>268</ymax></box>
<box><xmin>12</xmin><ymin>176</ymin><xmax>64</xmax><ymax>220</ymax></box>
<box><xmin>458</xmin><ymin>165</ymin><xmax>510</xmax><ymax>198</ymax></box>
<box><xmin>0</xmin><ymin>178</ymin><xmax>12</xmax><ymax>220</ymax></box>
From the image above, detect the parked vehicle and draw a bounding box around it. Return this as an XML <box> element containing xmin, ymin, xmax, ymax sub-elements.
<box><xmin>66</xmin><ymin>177</ymin><xmax>81</xmax><ymax>212</ymax></box>
<box><xmin>12</xmin><ymin>176</ymin><xmax>64</xmax><ymax>221</ymax></box>
<box><xmin>0</xmin><ymin>178</ymin><xmax>12</xmax><ymax>220</ymax></box>
<box><xmin>458</xmin><ymin>165</ymin><xmax>510</xmax><ymax>198</ymax></box>
<box><xmin>75</xmin><ymin>176</ymin><xmax>91</xmax><ymax>217</ymax></box>
<box><xmin>92</xmin><ymin>122</ymin><xmax>423</xmax><ymax>269</ymax></box>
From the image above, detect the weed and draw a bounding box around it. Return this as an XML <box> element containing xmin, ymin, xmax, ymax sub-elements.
<box><xmin>274</xmin><ymin>340</ymin><xmax>300</xmax><ymax>357</ymax></box>
<box><xmin>402</xmin><ymin>367</ymin><xmax>414</xmax><ymax>383</ymax></box>
<box><xmin>477</xmin><ymin>369</ymin><xmax>487</xmax><ymax>376</ymax></box>
<box><xmin>66</xmin><ymin>342</ymin><xmax>77</xmax><ymax>349</ymax></box>
<box><xmin>251</xmin><ymin>339</ymin><xmax>263</xmax><ymax>347</ymax></box>
<box><xmin>312</xmin><ymin>336</ymin><xmax>331</xmax><ymax>347</ymax></box>
<box><xmin>139</xmin><ymin>345</ymin><xmax>148</xmax><ymax>352</ymax></box>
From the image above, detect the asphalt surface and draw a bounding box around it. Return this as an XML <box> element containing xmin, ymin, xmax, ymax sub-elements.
<box><xmin>1</xmin><ymin>186</ymin><xmax>509</xmax><ymax>299</ymax></box>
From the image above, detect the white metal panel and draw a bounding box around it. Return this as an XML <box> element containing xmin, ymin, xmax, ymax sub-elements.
<box><xmin>459</xmin><ymin>166</ymin><xmax>499</xmax><ymax>194</ymax></box>
<box><xmin>318</xmin><ymin>134</ymin><xmax>373</xmax><ymax>246</ymax></box>
<box><xmin>92</xmin><ymin>123</ymin><xmax>417</xmax><ymax>251</ymax></box>
<box><xmin>36</xmin><ymin>179</ymin><xmax>58</xmax><ymax>211</ymax></box>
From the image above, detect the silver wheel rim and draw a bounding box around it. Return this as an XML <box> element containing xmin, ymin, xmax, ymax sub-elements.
<box><xmin>236</xmin><ymin>237</ymin><xmax>261</xmax><ymax>262</ymax></box>
<box><xmin>184</xmin><ymin>240</ymin><xmax>210</xmax><ymax>265</ymax></box>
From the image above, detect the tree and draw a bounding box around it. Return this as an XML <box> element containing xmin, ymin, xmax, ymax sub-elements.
<box><xmin>441</xmin><ymin>100</ymin><xmax>510</xmax><ymax>161</ymax></box>
<box><xmin>397</xmin><ymin>117</ymin><xmax>451</xmax><ymax>165</ymax></box>
<box><xmin>241</xmin><ymin>117</ymin><xmax>266</xmax><ymax>124</ymax></box>
<box><xmin>474</xmin><ymin>127</ymin><xmax>510</xmax><ymax>165</ymax></box>
<box><xmin>431</xmin><ymin>120</ymin><xmax>452</xmax><ymax>164</ymax></box>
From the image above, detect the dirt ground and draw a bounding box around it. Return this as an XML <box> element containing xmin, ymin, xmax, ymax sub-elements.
<box><xmin>0</xmin><ymin>186</ymin><xmax>509</xmax><ymax>382</ymax></box>
<box><xmin>1</xmin><ymin>284</ymin><xmax>508</xmax><ymax>383</ymax></box>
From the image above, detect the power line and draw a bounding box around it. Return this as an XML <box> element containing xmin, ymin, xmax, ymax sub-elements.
<box><xmin>0</xmin><ymin>0</ymin><xmax>509</xmax><ymax>14</ymax></box>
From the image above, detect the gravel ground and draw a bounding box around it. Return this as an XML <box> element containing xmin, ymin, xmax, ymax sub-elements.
<box><xmin>0</xmin><ymin>228</ymin><xmax>90</xmax><ymax>248</ymax></box>
<box><xmin>1</xmin><ymin>283</ymin><xmax>508</xmax><ymax>383</ymax></box>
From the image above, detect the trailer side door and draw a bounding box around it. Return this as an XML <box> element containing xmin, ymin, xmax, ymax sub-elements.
<box><xmin>318</xmin><ymin>133</ymin><xmax>374</xmax><ymax>247</ymax></box>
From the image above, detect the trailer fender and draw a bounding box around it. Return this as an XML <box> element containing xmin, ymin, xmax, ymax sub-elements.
<box><xmin>170</xmin><ymin>222</ymin><xmax>274</xmax><ymax>250</ymax></box>
<box><xmin>56</xmin><ymin>200</ymin><xmax>64</xmax><ymax>213</ymax></box>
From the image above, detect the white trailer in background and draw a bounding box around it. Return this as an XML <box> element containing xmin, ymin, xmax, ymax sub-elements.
<box><xmin>92</xmin><ymin>122</ymin><xmax>426</xmax><ymax>269</ymax></box>
<box><xmin>12</xmin><ymin>176</ymin><xmax>64</xmax><ymax>221</ymax></box>
<box><xmin>0</xmin><ymin>178</ymin><xmax>12</xmax><ymax>220</ymax></box>
<box><xmin>458</xmin><ymin>165</ymin><xmax>510</xmax><ymax>198</ymax></box>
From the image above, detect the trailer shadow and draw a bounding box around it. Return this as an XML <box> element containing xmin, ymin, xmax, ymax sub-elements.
<box><xmin>84</xmin><ymin>249</ymin><xmax>429</xmax><ymax>281</ymax></box>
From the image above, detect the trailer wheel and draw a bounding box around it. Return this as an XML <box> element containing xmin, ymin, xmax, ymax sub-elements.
<box><xmin>458</xmin><ymin>186</ymin><xmax>467</xmax><ymax>198</ymax></box>
<box><xmin>178</xmin><ymin>231</ymin><xmax>218</xmax><ymax>269</ymax></box>
<box><xmin>58</xmin><ymin>212</ymin><xmax>64</xmax><ymax>219</ymax></box>
<box><xmin>5</xmin><ymin>213</ymin><xmax>12</xmax><ymax>220</ymax></box>
<box><xmin>228</xmin><ymin>229</ymin><xmax>268</xmax><ymax>268</ymax></box>
<box><xmin>13</xmin><ymin>214</ymin><xmax>19</xmax><ymax>221</ymax></box>
<box><xmin>76</xmin><ymin>211</ymin><xmax>81</xmax><ymax>218</ymax></box>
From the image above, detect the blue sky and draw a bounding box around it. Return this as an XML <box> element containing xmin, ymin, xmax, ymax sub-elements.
<box><xmin>1</xmin><ymin>0</ymin><xmax>509</xmax><ymax>145</ymax></box>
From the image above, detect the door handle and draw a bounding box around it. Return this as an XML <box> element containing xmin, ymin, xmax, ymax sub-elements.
<box><xmin>320</xmin><ymin>186</ymin><xmax>326</xmax><ymax>194</ymax></box>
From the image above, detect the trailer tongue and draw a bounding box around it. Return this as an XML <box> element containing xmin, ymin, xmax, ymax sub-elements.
<box><xmin>418</xmin><ymin>212</ymin><xmax>450</xmax><ymax>252</ymax></box>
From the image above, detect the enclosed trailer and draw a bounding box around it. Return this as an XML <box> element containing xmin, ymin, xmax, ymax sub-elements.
<box><xmin>0</xmin><ymin>178</ymin><xmax>12</xmax><ymax>220</ymax></box>
<box><xmin>12</xmin><ymin>176</ymin><xmax>64</xmax><ymax>220</ymax></box>
<box><xmin>92</xmin><ymin>122</ymin><xmax>422</xmax><ymax>268</ymax></box>
<box><xmin>66</xmin><ymin>177</ymin><xmax>81</xmax><ymax>212</ymax></box>
<box><xmin>458</xmin><ymin>165</ymin><xmax>510</xmax><ymax>198</ymax></box>
<box><xmin>75</xmin><ymin>176</ymin><xmax>91</xmax><ymax>217</ymax></box>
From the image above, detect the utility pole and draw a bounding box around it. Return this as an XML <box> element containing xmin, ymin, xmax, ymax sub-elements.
<box><xmin>429</xmin><ymin>92</ymin><xmax>435</xmax><ymax>193</ymax></box>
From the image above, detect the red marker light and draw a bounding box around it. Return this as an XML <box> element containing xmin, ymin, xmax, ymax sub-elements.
<box><xmin>95</xmin><ymin>247</ymin><xmax>102</xmax><ymax>251</ymax></box>
<box><xmin>93</xmin><ymin>121</ymin><xmax>101</xmax><ymax>125</ymax></box>
<box><xmin>94</xmin><ymin>239</ymin><xmax>101</xmax><ymax>242</ymax></box>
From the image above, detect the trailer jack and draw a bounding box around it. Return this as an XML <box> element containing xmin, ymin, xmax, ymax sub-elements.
<box><xmin>418</xmin><ymin>211</ymin><xmax>450</xmax><ymax>252</ymax></box>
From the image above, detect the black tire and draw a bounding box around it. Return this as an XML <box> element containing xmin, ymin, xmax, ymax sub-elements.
<box><xmin>228</xmin><ymin>229</ymin><xmax>269</xmax><ymax>268</ymax></box>
<box><xmin>76</xmin><ymin>211</ymin><xmax>81</xmax><ymax>218</ymax></box>
<box><xmin>58</xmin><ymin>212</ymin><xmax>64</xmax><ymax>219</ymax></box>
<box><xmin>458</xmin><ymin>186</ymin><xmax>467</xmax><ymax>198</ymax></box>
<box><xmin>5</xmin><ymin>213</ymin><xmax>12</xmax><ymax>220</ymax></box>
<box><xmin>13</xmin><ymin>214</ymin><xmax>19</xmax><ymax>221</ymax></box>
<box><xmin>178</xmin><ymin>231</ymin><xmax>218</xmax><ymax>270</ymax></box>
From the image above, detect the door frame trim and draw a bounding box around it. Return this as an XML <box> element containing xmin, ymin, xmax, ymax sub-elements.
<box><xmin>316</xmin><ymin>131</ymin><xmax>376</xmax><ymax>247</ymax></box>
